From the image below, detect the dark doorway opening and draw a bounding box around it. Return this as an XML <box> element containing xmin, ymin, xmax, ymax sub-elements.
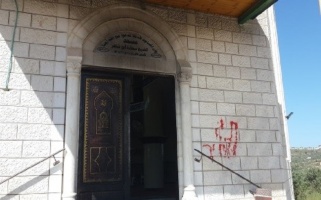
<box><xmin>78</xmin><ymin>69</ymin><xmax>179</xmax><ymax>200</ymax></box>
<box><xmin>130</xmin><ymin>74</ymin><xmax>179</xmax><ymax>200</ymax></box>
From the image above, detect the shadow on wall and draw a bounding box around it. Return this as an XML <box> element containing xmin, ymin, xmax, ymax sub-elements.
<box><xmin>0</xmin><ymin>162</ymin><xmax>62</xmax><ymax>200</ymax></box>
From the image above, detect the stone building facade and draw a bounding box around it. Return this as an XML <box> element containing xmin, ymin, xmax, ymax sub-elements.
<box><xmin>0</xmin><ymin>0</ymin><xmax>293</xmax><ymax>199</ymax></box>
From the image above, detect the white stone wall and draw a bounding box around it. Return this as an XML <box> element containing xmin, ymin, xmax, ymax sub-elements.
<box><xmin>0</xmin><ymin>0</ymin><xmax>291</xmax><ymax>199</ymax></box>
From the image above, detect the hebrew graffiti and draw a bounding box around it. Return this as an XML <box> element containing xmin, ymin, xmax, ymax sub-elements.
<box><xmin>203</xmin><ymin>119</ymin><xmax>238</xmax><ymax>158</ymax></box>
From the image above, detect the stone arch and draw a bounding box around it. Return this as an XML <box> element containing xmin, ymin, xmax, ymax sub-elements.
<box><xmin>63</xmin><ymin>4</ymin><xmax>197</xmax><ymax>200</ymax></box>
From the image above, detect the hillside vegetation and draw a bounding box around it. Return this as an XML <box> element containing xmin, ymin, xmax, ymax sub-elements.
<box><xmin>291</xmin><ymin>148</ymin><xmax>321</xmax><ymax>200</ymax></box>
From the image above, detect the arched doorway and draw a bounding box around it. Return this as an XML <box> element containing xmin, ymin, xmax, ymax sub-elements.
<box><xmin>63</xmin><ymin>4</ymin><xmax>197</xmax><ymax>200</ymax></box>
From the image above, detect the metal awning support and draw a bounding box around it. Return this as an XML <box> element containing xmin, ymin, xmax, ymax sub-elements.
<box><xmin>238</xmin><ymin>0</ymin><xmax>278</xmax><ymax>24</ymax></box>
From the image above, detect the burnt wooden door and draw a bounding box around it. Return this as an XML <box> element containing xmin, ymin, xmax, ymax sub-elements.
<box><xmin>78</xmin><ymin>70</ymin><xmax>130</xmax><ymax>200</ymax></box>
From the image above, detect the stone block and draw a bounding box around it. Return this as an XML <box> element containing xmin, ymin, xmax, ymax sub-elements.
<box><xmin>187</xmin><ymin>25</ymin><xmax>195</xmax><ymax>37</ymax></box>
<box><xmin>54</xmin><ymin>62</ymin><xmax>66</xmax><ymax>77</ymax></box>
<box><xmin>191</xmin><ymin>101</ymin><xmax>199</xmax><ymax>114</ymax></box>
<box><xmin>233</xmin><ymin>33</ymin><xmax>252</xmax><ymax>44</ymax></box>
<box><xmin>240</xmin><ymin>23</ymin><xmax>260</xmax><ymax>35</ymax></box>
<box><xmin>49</xmin><ymin>175</ymin><xmax>62</xmax><ymax>193</ymax></box>
<box><xmin>17</xmin><ymin>124</ymin><xmax>51</xmax><ymax>140</ymax></box>
<box><xmin>0</xmin><ymin>25</ymin><xmax>19</xmax><ymax>41</ymax></box>
<box><xmin>231</xmin><ymin>170</ymin><xmax>250</xmax><ymax>184</ymax></box>
<box><xmin>57</xmin><ymin>17</ymin><xmax>68</xmax><ymax>32</ymax></box>
<box><xmin>187</xmin><ymin>37</ymin><xmax>196</xmax><ymax>49</ymax></box>
<box><xmin>239</xmin><ymin>44</ymin><xmax>257</xmax><ymax>56</ymax></box>
<box><xmin>208</xmin><ymin>15</ymin><xmax>221</xmax><ymax>29</ymax></box>
<box><xmin>259</xmin><ymin>157</ymin><xmax>280</xmax><ymax>169</ymax></box>
<box><xmin>32</xmin><ymin>14</ymin><xmax>57</xmax><ymax>30</ymax></box>
<box><xmin>222</xmin><ymin>157</ymin><xmax>241</xmax><ymax>170</ymax></box>
<box><xmin>13</xmin><ymin>58</ymin><xmax>39</xmax><ymax>74</ymax></box>
<box><xmin>221</xmin><ymin>18</ymin><xmax>240</xmax><ymax>32</ymax></box>
<box><xmin>27</xmin><ymin>108</ymin><xmax>52</xmax><ymax>124</ymax></box>
<box><xmin>243</xmin><ymin>92</ymin><xmax>262</xmax><ymax>104</ymax></box>
<box><xmin>250</xmin><ymin>170</ymin><xmax>271</xmax><ymax>183</ymax></box>
<box><xmin>0</xmin><ymin>10</ymin><xmax>9</xmax><ymax>25</ymax></box>
<box><xmin>226</xmin><ymin>66</ymin><xmax>240</xmax><ymax>78</ymax></box>
<box><xmin>272</xmin><ymin>143</ymin><xmax>283</xmax><ymax>156</ymax></box>
<box><xmin>168</xmin><ymin>10</ymin><xmax>187</xmax><ymax>23</ymax></box>
<box><xmin>241</xmin><ymin>157</ymin><xmax>258</xmax><ymax>170</ymax></box>
<box><xmin>239</xmin><ymin>130</ymin><xmax>256</xmax><ymax>142</ymax></box>
<box><xmin>0</xmin><ymin>141</ymin><xmax>22</xmax><ymax>157</ymax></box>
<box><xmin>236</xmin><ymin>104</ymin><xmax>255</xmax><ymax>116</ymax></box>
<box><xmin>218</xmin><ymin>54</ymin><xmax>232</xmax><ymax>65</ymax></box>
<box><xmin>213</xmin><ymin>65</ymin><xmax>226</xmax><ymax>77</ymax></box>
<box><xmin>53</xmin><ymin>109</ymin><xmax>65</xmax><ymax>124</ymax></box>
<box><xmin>192</xmin><ymin>114</ymin><xmax>200</xmax><ymax>127</ymax></box>
<box><xmin>197</xmin><ymin>51</ymin><xmax>219</xmax><ymax>64</ymax></box>
<box><xmin>55</xmin><ymin>46</ymin><xmax>67</xmax><ymax>61</ymax></box>
<box><xmin>0</xmin><ymin>123</ymin><xmax>17</xmax><ymax>139</ymax></box>
<box><xmin>217</xmin><ymin>103</ymin><xmax>235</xmax><ymax>115</ymax></box>
<box><xmin>199</xmin><ymin>89</ymin><xmax>224</xmax><ymax>102</ymax></box>
<box><xmin>20</xmin><ymin>28</ymin><xmax>57</xmax><ymax>45</ymax></box>
<box><xmin>203</xmin><ymin>171</ymin><xmax>232</xmax><ymax>185</ymax></box>
<box><xmin>269</xmin><ymin>118</ymin><xmax>280</xmax><ymax>130</ymax></box>
<box><xmin>53</xmin><ymin>92</ymin><xmax>65</xmax><ymax>108</ymax></box>
<box><xmin>24</xmin><ymin>0</ymin><xmax>66</xmax><ymax>17</ymax></box>
<box><xmin>50</xmin><ymin>125</ymin><xmax>64</xmax><ymax>141</ymax></box>
<box><xmin>8</xmin><ymin>176</ymin><xmax>49</xmax><ymax>194</ymax></box>
<box><xmin>262</xmin><ymin>93</ymin><xmax>277</xmax><ymax>105</ymax></box>
<box><xmin>224</xmin><ymin>91</ymin><xmax>242</xmax><ymax>103</ymax></box>
<box><xmin>241</xmin><ymin>68</ymin><xmax>256</xmax><ymax>80</ymax></box>
<box><xmin>199</xmin><ymin>115</ymin><xmax>222</xmax><ymax>128</ymax></box>
<box><xmin>188</xmin><ymin>50</ymin><xmax>197</xmax><ymax>62</ymax></box>
<box><xmin>214</xmin><ymin>30</ymin><xmax>232</xmax><ymax>42</ymax></box>
<box><xmin>200</xmin><ymin>128</ymin><xmax>215</xmax><ymax>142</ymax></box>
<box><xmin>200</xmin><ymin>102</ymin><xmax>217</xmax><ymax>115</ymax></box>
<box><xmin>251</xmin><ymin>81</ymin><xmax>271</xmax><ymax>93</ymax></box>
<box><xmin>207</xmin><ymin>77</ymin><xmax>233</xmax><ymax>90</ymax></box>
<box><xmin>248</xmin><ymin>117</ymin><xmax>270</xmax><ymax>130</ymax></box>
<box><xmin>261</xmin><ymin>130</ymin><xmax>283</xmax><ymax>148</ymax></box>
<box><xmin>190</xmin><ymin>87</ymin><xmax>199</xmax><ymax>101</ymax></box>
<box><xmin>0</xmin><ymin>195</ymin><xmax>19</xmax><ymax>200</ymax></box>
<box><xmin>54</xmin><ymin>77</ymin><xmax>66</xmax><ymax>92</ymax></box>
<box><xmin>257</xmin><ymin>47</ymin><xmax>271</xmax><ymax>58</ymax></box>
<box><xmin>0</xmin><ymin>106</ymin><xmax>27</xmax><ymax>123</ymax></box>
<box><xmin>257</xmin><ymin>69</ymin><xmax>274</xmax><ymax>81</ymax></box>
<box><xmin>197</xmin><ymin>63</ymin><xmax>213</xmax><ymax>75</ymax></box>
<box><xmin>198</xmin><ymin>75</ymin><xmax>206</xmax><ymax>88</ymax></box>
<box><xmin>0</xmin><ymin>89</ymin><xmax>20</xmax><ymax>106</ymax></box>
<box><xmin>251</xmin><ymin>57</ymin><xmax>269</xmax><ymax>69</ymax></box>
<box><xmin>194</xmin><ymin>171</ymin><xmax>203</xmax><ymax>185</ymax></box>
<box><xmin>232</xmin><ymin>55</ymin><xmax>251</xmax><ymax>68</ymax></box>
<box><xmin>31</xmin><ymin>75</ymin><xmax>53</xmax><ymax>91</ymax></box>
<box><xmin>253</xmin><ymin>35</ymin><xmax>267</xmax><ymax>47</ymax></box>
<box><xmin>192</xmin><ymin>128</ymin><xmax>201</xmax><ymax>142</ymax></box>
<box><xmin>1</xmin><ymin>0</ymin><xmax>23</xmax><ymax>11</ymax></box>
<box><xmin>20</xmin><ymin>91</ymin><xmax>53</xmax><ymax>107</ymax></box>
<box><xmin>22</xmin><ymin>141</ymin><xmax>50</xmax><ymax>157</ymax></box>
<box><xmin>212</xmin><ymin>41</ymin><xmax>225</xmax><ymax>53</ymax></box>
<box><xmin>195</xmin><ymin>38</ymin><xmax>212</xmax><ymax>51</ymax></box>
<box><xmin>9</xmin><ymin>12</ymin><xmax>31</xmax><ymax>27</ymax></box>
<box><xmin>196</xmin><ymin>27</ymin><xmax>214</xmax><ymax>39</ymax></box>
<box><xmin>256</xmin><ymin>105</ymin><xmax>274</xmax><ymax>117</ymax></box>
<box><xmin>247</xmin><ymin>143</ymin><xmax>272</xmax><ymax>156</ymax></box>
<box><xmin>233</xmin><ymin>79</ymin><xmax>251</xmax><ymax>91</ymax></box>
<box><xmin>169</xmin><ymin>22</ymin><xmax>187</xmax><ymax>36</ymax></box>
<box><xmin>13</xmin><ymin>42</ymin><xmax>29</xmax><ymax>57</ymax></box>
<box><xmin>30</xmin><ymin>44</ymin><xmax>55</xmax><ymax>60</ymax></box>
<box><xmin>40</xmin><ymin>60</ymin><xmax>55</xmax><ymax>75</ymax></box>
<box><xmin>225</xmin><ymin>42</ymin><xmax>238</xmax><ymax>54</ymax></box>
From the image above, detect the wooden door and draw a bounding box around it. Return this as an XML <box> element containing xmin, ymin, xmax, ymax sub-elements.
<box><xmin>78</xmin><ymin>71</ymin><xmax>130</xmax><ymax>200</ymax></box>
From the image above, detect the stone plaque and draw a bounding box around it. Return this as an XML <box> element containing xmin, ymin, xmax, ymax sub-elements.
<box><xmin>95</xmin><ymin>32</ymin><xmax>164</xmax><ymax>58</ymax></box>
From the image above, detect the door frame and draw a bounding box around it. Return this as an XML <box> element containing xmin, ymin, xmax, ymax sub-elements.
<box><xmin>63</xmin><ymin>4</ymin><xmax>197</xmax><ymax>200</ymax></box>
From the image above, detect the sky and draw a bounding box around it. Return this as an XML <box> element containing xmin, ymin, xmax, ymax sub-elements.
<box><xmin>275</xmin><ymin>0</ymin><xmax>321</xmax><ymax>147</ymax></box>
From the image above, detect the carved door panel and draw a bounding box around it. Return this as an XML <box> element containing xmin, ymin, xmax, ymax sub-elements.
<box><xmin>78</xmin><ymin>71</ymin><xmax>130</xmax><ymax>200</ymax></box>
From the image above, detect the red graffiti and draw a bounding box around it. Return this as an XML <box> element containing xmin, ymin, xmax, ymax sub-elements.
<box><xmin>203</xmin><ymin>119</ymin><xmax>238</xmax><ymax>158</ymax></box>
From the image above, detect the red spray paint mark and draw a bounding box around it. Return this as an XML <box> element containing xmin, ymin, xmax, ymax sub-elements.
<box><xmin>203</xmin><ymin>119</ymin><xmax>238</xmax><ymax>159</ymax></box>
